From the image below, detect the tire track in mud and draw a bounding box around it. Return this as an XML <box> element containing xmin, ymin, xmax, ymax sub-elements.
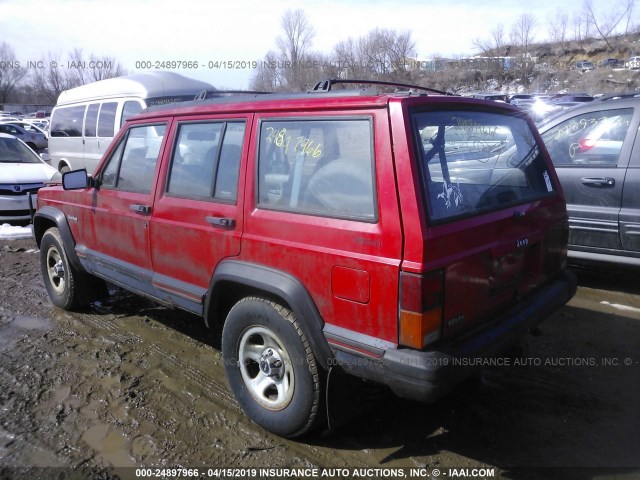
<box><xmin>67</xmin><ymin>309</ymin><xmax>378</xmax><ymax>469</ymax></box>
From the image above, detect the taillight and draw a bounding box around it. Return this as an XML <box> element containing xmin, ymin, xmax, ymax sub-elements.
<box><xmin>399</xmin><ymin>270</ymin><xmax>443</xmax><ymax>349</ymax></box>
<box><xmin>578</xmin><ymin>138</ymin><xmax>596</xmax><ymax>152</ymax></box>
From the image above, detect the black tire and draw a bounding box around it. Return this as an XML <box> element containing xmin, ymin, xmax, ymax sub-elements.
<box><xmin>221</xmin><ymin>297</ymin><xmax>324</xmax><ymax>438</ymax></box>
<box><xmin>40</xmin><ymin>227</ymin><xmax>101</xmax><ymax>310</ymax></box>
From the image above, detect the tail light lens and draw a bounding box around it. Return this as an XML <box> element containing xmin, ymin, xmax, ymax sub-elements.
<box><xmin>399</xmin><ymin>270</ymin><xmax>443</xmax><ymax>349</ymax></box>
<box><xmin>578</xmin><ymin>138</ymin><xmax>596</xmax><ymax>152</ymax></box>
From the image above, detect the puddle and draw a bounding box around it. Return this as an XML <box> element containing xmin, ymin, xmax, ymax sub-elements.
<box><xmin>81</xmin><ymin>423</ymin><xmax>136</xmax><ymax>467</ymax></box>
<box><xmin>0</xmin><ymin>313</ymin><xmax>51</xmax><ymax>353</ymax></box>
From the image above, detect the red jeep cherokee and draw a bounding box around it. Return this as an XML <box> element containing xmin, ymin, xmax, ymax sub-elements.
<box><xmin>34</xmin><ymin>80</ymin><xmax>576</xmax><ymax>438</ymax></box>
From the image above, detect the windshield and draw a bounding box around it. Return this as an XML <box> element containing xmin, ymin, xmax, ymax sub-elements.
<box><xmin>0</xmin><ymin>136</ymin><xmax>42</xmax><ymax>163</ymax></box>
<box><xmin>412</xmin><ymin>110</ymin><xmax>557</xmax><ymax>223</ymax></box>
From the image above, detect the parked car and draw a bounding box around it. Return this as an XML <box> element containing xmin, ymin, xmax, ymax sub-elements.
<box><xmin>0</xmin><ymin>123</ymin><xmax>48</xmax><ymax>152</ymax></box>
<box><xmin>575</xmin><ymin>60</ymin><xmax>595</xmax><ymax>71</ymax></box>
<box><xmin>599</xmin><ymin>58</ymin><xmax>623</xmax><ymax>68</ymax></box>
<box><xmin>7</xmin><ymin>121</ymin><xmax>49</xmax><ymax>140</ymax></box>
<box><xmin>538</xmin><ymin>94</ymin><xmax>640</xmax><ymax>267</ymax></box>
<box><xmin>471</xmin><ymin>93</ymin><xmax>508</xmax><ymax>102</ymax></box>
<box><xmin>550</xmin><ymin>93</ymin><xmax>594</xmax><ymax>104</ymax></box>
<box><xmin>625</xmin><ymin>56</ymin><xmax>640</xmax><ymax>69</ymax></box>
<box><xmin>0</xmin><ymin>116</ymin><xmax>22</xmax><ymax>123</ymax></box>
<box><xmin>507</xmin><ymin>94</ymin><xmax>535</xmax><ymax>107</ymax></box>
<box><xmin>34</xmin><ymin>79</ymin><xmax>576</xmax><ymax>438</ymax></box>
<box><xmin>0</xmin><ymin>133</ymin><xmax>58</xmax><ymax>223</ymax></box>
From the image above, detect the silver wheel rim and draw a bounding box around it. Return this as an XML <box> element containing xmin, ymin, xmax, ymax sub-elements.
<box><xmin>46</xmin><ymin>246</ymin><xmax>66</xmax><ymax>295</ymax></box>
<box><xmin>238</xmin><ymin>325</ymin><xmax>294</xmax><ymax>411</ymax></box>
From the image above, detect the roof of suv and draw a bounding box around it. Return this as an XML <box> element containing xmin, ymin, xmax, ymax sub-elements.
<box><xmin>134</xmin><ymin>87</ymin><xmax>522</xmax><ymax>122</ymax></box>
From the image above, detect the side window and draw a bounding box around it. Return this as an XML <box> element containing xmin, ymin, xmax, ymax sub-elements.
<box><xmin>121</xmin><ymin>101</ymin><xmax>143</xmax><ymax>127</ymax></box>
<box><xmin>97</xmin><ymin>102</ymin><xmax>118</xmax><ymax>137</ymax></box>
<box><xmin>100</xmin><ymin>124</ymin><xmax>166</xmax><ymax>193</ymax></box>
<box><xmin>0</xmin><ymin>125</ymin><xmax>18</xmax><ymax>135</ymax></box>
<box><xmin>84</xmin><ymin>103</ymin><xmax>100</xmax><ymax>137</ymax></box>
<box><xmin>257</xmin><ymin>118</ymin><xmax>376</xmax><ymax>221</ymax></box>
<box><xmin>541</xmin><ymin>108</ymin><xmax>633</xmax><ymax>167</ymax></box>
<box><xmin>50</xmin><ymin>105</ymin><xmax>86</xmax><ymax>137</ymax></box>
<box><xmin>167</xmin><ymin>121</ymin><xmax>245</xmax><ymax>201</ymax></box>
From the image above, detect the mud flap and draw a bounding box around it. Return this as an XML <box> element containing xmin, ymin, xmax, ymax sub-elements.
<box><xmin>323</xmin><ymin>366</ymin><xmax>368</xmax><ymax>434</ymax></box>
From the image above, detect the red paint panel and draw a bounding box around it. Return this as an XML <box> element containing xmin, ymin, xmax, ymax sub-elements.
<box><xmin>331</xmin><ymin>266</ymin><xmax>370</xmax><ymax>304</ymax></box>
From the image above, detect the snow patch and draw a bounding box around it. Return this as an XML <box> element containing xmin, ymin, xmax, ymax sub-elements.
<box><xmin>0</xmin><ymin>223</ymin><xmax>34</xmax><ymax>241</ymax></box>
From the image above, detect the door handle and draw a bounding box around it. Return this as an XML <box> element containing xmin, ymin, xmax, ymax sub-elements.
<box><xmin>129</xmin><ymin>204</ymin><xmax>151</xmax><ymax>214</ymax></box>
<box><xmin>206</xmin><ymin>216</ymin><xmax>236</xmax><ymax>228</ymax></box>
<box><xmin>581</xmin><ymin>177</ymin><xmax>615</xmax><ymax>187</ymax></box>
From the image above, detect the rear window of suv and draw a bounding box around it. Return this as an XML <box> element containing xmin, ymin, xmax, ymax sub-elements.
<box><xmin>413</xmin><ymin>110</ymin><xmax>556</xmax><ymax>223</ymax></box>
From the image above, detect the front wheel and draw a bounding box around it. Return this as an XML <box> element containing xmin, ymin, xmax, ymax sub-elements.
<box><xmin>40</xmin><ymin>227</ymin><xmax>105</xmax><ymax>309</ymax></box>
<box><xmin>221</xmin><ymin>297</ymin><xmax>324</xmax><ymax>438</ymax></box>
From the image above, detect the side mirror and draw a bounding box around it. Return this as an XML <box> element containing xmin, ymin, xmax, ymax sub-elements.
<box><xmin>62</xmin><ymin>169</ymin><xmax>93</xmax><ymax>190</ymax></box>
<box><xmin>39</xmin><ymin>151</ymin><xmax>51</xmax><ymax>164</ymax></box>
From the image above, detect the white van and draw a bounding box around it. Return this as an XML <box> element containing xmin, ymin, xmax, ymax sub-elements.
<box><xmin>48</xmin><ymin>71</ymin><xmax>214</xmax><ymax>173</ymax></box>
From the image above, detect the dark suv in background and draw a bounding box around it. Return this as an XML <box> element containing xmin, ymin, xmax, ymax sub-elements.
<box><xmin>539</xmin><ymin>93</ymin><xmax>640</xmax><ymax>267</ymax></box>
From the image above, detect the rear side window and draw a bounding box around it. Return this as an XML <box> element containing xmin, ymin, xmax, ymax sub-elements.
<box><xmin>166</xmin><ymin>121</ymin><xmax>245</xmax><ymax>202</ymax></box>
<box><xmin>50</xmin><ymin>105</ymin><xmax>86</xmax><ymax>137</ymax></box>
<box><xmin>97</xmin><ymin>102</ymin><xmax>118</xmax><ymax>137</ymax></box>
<box><xmin>257</xmin><ymin>118</ymin><xmax>376</xmax><ymax>221</ymax></box>
<box><xmin>84</xmin><ymin>103</ymin><xmax>100</xmax><ymax>137</ymax></box>
<box><xmin>413</xmin><ymin>110</ymin><xmax>556</xmax><ymax>223</ymax></box>
<box><xmin>540</xmin><ymin>108</ymin><xmax>633</xmax><ymax>167</ymax></box>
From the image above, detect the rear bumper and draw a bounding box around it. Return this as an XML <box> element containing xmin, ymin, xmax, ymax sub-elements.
<box><xmin>344</xmin><ymin>269</ymin><xmax>577</xmax><ymax>402</ymax></box>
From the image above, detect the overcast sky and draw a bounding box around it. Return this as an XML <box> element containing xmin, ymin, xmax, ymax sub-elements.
<box><xmin>1</xmin><ymin>0</ymin><xmax>638</xmax><ymax>89</ymax></box>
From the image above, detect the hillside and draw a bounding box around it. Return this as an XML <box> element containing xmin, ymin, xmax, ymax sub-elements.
<box><xmin>423</xmin><ymin>32</ymin><xmax>640</xmax><ymax>95</ymax></box>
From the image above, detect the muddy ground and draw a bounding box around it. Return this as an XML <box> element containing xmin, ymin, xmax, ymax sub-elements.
<box><xmin>0</xmin><ymin>237</ymin><xmax>639</xmax><ymax>480</ymax></box>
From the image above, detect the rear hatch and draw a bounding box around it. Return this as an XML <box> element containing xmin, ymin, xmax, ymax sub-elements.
<box><xmin>408</xmin><ymin>106</ymin><xmax>567</xmax><ymax>343</ymax></box>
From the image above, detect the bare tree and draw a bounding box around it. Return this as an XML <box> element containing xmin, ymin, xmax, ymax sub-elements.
<box><xmin>30</xmin><ymin>52</ymin><xmax>74</xmax><ymax>103</ymax></box>
<box><xmin>583</xmin><ymin>0</ymin><xmax>636</xmax><ymax>48</ymax></box>
<box><xmin>276</xmin><ymin>9</ymin><xmax>315</xmax><ymax>90</ymax></box>
<box><xmin>548</xmin><ymin>9</ymin><xmax>569</xmax><ymax>43</ymax></box>
<box><xmin>0</xmin><ymin>42</ymin><xmax>28</xmax><ymax>103</ymax></box>
<box><xmin>473</xmin><ymin>24</ymin><xmax>507</xmax><ymax>56</ymax></box>
<box><xmin>29</xmin><ymin>49</ymin><xmax>127</xmax><ymax>103</ymax></box>
<box><xmin>332</xmin><ymin>29</ymin><xmax>415</xmax><ymax>80</ymax></box>
<box><xmin>510</xmin><ymin>14</ymin><xmax>537</xmax><ymax>84</ymax></box>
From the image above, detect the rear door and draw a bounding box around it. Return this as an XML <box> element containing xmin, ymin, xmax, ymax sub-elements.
<box><xmin>149</xmin><ymin>116</ymin><xmax>248</xmax><ymax>313</ymax></box>
<box><xmin>405</xmin><ymin>105</ymin><xmax>567</xmax><ymax>340</ymax></box>
<box><xmin>540</xmin><ymin>106</ymin><xmax>636</xmax><ymax>251</ymax></box>
<box><xmin>620</xmin><ymin>123</ymin><xmax>640</xmax><ymax>253</ymax></box>
<box><xmin>242</xmin><ymin>109</ymin><xmax>403</xmax><ymax>345</ymax></box>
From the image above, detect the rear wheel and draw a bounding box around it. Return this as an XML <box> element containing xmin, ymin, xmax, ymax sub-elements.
<box><xmin>222</xmin><ymin>297</ymin><xmax>324</xmax><ymax>438</ymax></box>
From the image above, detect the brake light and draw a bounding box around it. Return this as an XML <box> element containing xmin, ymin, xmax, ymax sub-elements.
<box><xmin>399</xmin><ymin>270</ymin><xmax>443</xmax><ymax>349</ymax></box>
<box><xmin>578</xmin><ymin>138</ymin><xmax>596</xmax><ymax>152</ymax></box>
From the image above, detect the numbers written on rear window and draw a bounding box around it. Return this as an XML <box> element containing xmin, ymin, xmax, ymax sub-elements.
<box><xmin>257</xmin><ymin>118</ymin><xmax>377</xmax><ymax>222</ymax></box>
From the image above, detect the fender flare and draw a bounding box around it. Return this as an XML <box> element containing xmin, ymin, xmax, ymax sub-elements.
<box><xmin>205</xmin><ymin>260</ymin><xmax>334</xmax><ymax>368</ymax></box>
<box><xmin>33</xmin><ymin>206</ymin><xmax>84</xmax><ymax>272</ymax></box>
